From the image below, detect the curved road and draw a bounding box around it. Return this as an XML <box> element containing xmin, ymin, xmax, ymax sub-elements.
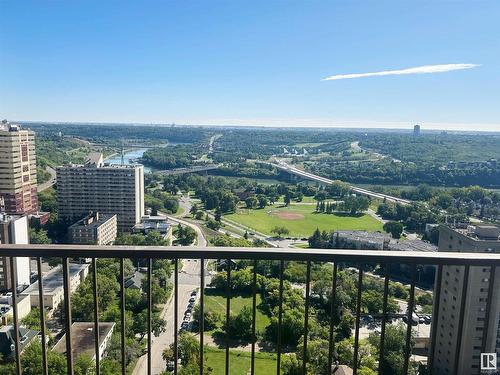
<box><xmin>38</xmin><ymin>166</ymin><xmax>57</xmax><ymax>192</ymax></box>
<box><xmin>133</xmin><ymin>198</ymin><xmax>209</xmax><ymax>374</ymax></box>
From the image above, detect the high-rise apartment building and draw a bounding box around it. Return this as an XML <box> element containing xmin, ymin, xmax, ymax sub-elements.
<box><xmin>413</xmin><ymin>124</ymin><xmax>421</xmax><ymax>136</ymax></box>
<box><xmin>431</xmin><ymin>224</ymin><xmax>500</xmax><ymax>375</ymax></box>
<box><xmin>56</xmin><ymin>153</ymin><xmax>144</xmax><ymax>231</ymax></box>
<box><xmin>0</xmin><ymin>213</ymin><xmax>31</xmax><ymax>291</ymax></box>
<box><xmin>0</xmin><ymin>120</ymin><xmax>38</xmax><ymax>214</ymax></box>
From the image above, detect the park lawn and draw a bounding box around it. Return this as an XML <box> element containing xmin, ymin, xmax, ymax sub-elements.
<box><xmin>225</xmin><ymin>204</ymin><xmax>383</xmax><ymax>237</ymax></box>
<box><xmin>275</xmin><ymin>195</ymin><xmax>316</xmax><ymax>204</ymax></box>
<box><xmin>204</xmin><ymin>290</ymin><xmax>270</xmax><ymax>333</ymax></box>
<box><xmin>204</xmin><ymin>347</ymin><xmax>277</xmax><ymax>375</ymax></box>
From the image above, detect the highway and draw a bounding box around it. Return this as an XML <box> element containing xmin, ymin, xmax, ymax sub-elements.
<box><xmin>268</xmin><ymin>161</ymin><xmax>411</xmax><ymax>205</ymax></box>
<box><xmin>156</xmin><ymin>164</ymin><xmax>220</xmax><ymax>176</ymax></box>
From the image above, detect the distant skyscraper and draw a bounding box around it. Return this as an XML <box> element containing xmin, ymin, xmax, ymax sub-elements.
<box><xmin>0</xmin><ymin>120</ymin><xmax>38</xmax><ymax>214</ymax></box>
<box><xmin>0</xmin><ymin>213</ymin><xmax>31</xmax><ymax>291</ymax></box>
<box><xmin>430</xmin><ymin>225</ymin><xmax>500</xmax><ymax>374</ymax></box>
<box><xmin>56</xmin><ymin>153</ymin><xmax>144</xmax><ymax>231</ymax></box>
<box><xmin>413</xmin><ymin>124</ymin><xmax>421</xmax><ymax>136</ymax></box>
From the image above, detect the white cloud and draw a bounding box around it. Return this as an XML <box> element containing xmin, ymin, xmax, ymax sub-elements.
<box><xmin>322</xmin><ymin>63</ymin><xmax>479</xmax><ymax>81</ymax></box>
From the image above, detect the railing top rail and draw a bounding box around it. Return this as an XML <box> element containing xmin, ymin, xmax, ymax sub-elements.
<box><xmin>1</xmin><ymin>244</ymin><xmax>500</xmax><ymax>266</ymax></box>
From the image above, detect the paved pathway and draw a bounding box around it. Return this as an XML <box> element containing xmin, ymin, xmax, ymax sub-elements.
<box><xmin>38</xmin><ymin>166</ymin><xmax>56</xmax><ymax>192</ymax></box>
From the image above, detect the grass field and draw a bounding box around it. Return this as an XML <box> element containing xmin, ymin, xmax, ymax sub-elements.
<box><xmin>204</xmin><ymin>347</ymin><xmax>277</xmax><ymax>375</ymax></box>
<box><xmin>205</xmin><ymin>289</ymin><xmax>270</xmax><ymax>333</ymax></box>
<box><xmin>225</xmin><ymin>203</ymin><xmax>383</xmax><ymax>237</ymax></box>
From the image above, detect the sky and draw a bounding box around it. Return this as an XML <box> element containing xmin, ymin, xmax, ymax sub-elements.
<box><xmin>1</xmin><ymin>1</ymin><xmax>499</xmax><ymax>131</ymax></box>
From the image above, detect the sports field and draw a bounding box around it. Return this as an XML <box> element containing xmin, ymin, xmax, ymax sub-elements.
<box><xmin>225</xmin><ymin>204</ymin><xmax>383</xmax><ymax>237</ymax></box>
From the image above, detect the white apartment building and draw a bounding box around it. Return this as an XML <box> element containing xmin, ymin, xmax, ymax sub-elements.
<box><xmin>0</xmin><ymin>213</ymin><xmax>31</xmax><ymax>291</ymax></box>
<box><xmin>56</xmin><ymin>153</ymin><xmax>144</xmax><ymax>231</ymax></box>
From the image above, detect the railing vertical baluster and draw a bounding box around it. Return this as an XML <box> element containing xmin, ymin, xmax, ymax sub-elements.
<box><xmin>120</xmin><ymin>259</ymin><xmax>126</xmax><ymax>375</ymax></box>
<box><xmin>428</xmin><ymin>265</ymin><xmax>442</xmax><ymax>375</ymax></box>
<box><xmin>9</xmin><ymin>257</ymin><xmax>21</xmax><ymax>375</ymax></box>
<box><xmin>328</xmin><ymin>262</ymin><xmax>338</xmax><ymax>375</ymax></box>
<box><xmin>225</xmin><ymin>259</ymin><xmax>231</xmax><ymax>375</ymax></box>
<box><xmin>92</xmin><ymin>258</ymin><xmax>100</xmax><ymax>374</ymax></box>
<box><xmin>453</xmin><ymin>265</ymin><xmax>470</xmax><ymax>374</ymax></box>
<box><xmin>482</xmin><ymin>265</ymin><xmax>496</xmax><ymax>353</ymax></box>
<box><xmin>353</xmin><ymin>266</ymin><xmax>363</xmax><ymax>375</ymax></box>
<box><xmin>63</xmin><ymin>257</ymin><xmax>74</xmax><ymax>374</ymax></box>
<box><xmin>37</xmin><ymin>257</ymin><xmax>48</xmax><ymax>375</ymax></box>
<box><xmin>200</xmin><ymin>257</ymin><xmax>205</xmax><ymax>375</ymax></box>
<box><xmin>276</xmin><ymin>259</ymin><xmax>284</xmax><ymax>375</ymax></box>
<box><xmin>403</xmin><ymin>264</ymin><xmax>417</xmax><ymax>375</ymax></box>
<box><xmin>147</xmin><ymin>258</ymin><xmax>152</xmax><ymax>375</ymax></box>
<box><xmin>251</xmin><ymin>259</ymin><xmax>257</xmax><ymax>375</ymax></box>
<box><xmin>174</xmin><ymin>259</ymin><xmax>179</xmax><ymax>375</ymax></box>
<box><xmin>302</xmin><ymin>261</ymin><xmax>311</xmax><ymax>375</ymax></box>
<box><xmin>378</xmin><ymin>264</ymin><xmax>390</xmax><ymax>375</ymax></box>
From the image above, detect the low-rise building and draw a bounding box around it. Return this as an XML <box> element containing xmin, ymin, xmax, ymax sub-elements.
<box><xmin>0</xmin><ymin>293</ymin><xmax>32</xmax><ymax>323</ymax></box>
<box><xmin>333</xmin><ymin>230</ymin><xmax>390</xmax><ymax>250</ymax></box>
<box><xmin>0</xmin><ymin>325</ymin><xmax>39</xmax><ymax>359</ymax></box>
<box><xmin>21</xmin><ymin>263</ymin><xmax>90</xmax><ymax>312</ymax></box>
<box><xmin>133</xmin><ymin>215</ymin><xmax>172</xmax><ymax>242</ymax></box>
<box><xmin>68</xmin><ymin>212</ymin><xmax>117</xmax><ymax>245</ymax></box>
<box><xmin>53</xmin><ymin>322</ymin><xmax>115</xmax><ymax>362</ymax></box>
<box><xmin>124</xmin><ymin>271</ymin><xmax>144</xmax><ymax>290</ymax></box>
<box><xmin>388</xmin><ymin>239</ymin><xmax>437</xmax><ymax>252</ymax></box>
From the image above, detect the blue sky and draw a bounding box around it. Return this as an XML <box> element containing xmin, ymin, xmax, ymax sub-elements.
<box><xmin>1</xmin><ymin>1</ymin><xmax>499</xmax><ymax>131</ymax></box>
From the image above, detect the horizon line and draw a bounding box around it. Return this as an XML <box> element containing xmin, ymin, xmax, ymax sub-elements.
<box><xmin>13</xmin><ymin>119</ymin><xmax>500</xmax><ymax>133</ymax></box>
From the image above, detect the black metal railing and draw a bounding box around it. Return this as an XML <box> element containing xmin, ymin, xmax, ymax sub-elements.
<box><xmin>1</xmin><ymin>244</ymin><xmax>500</xmax><ymax>375</ymax></box>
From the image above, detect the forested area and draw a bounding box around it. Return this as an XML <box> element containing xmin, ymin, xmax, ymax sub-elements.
<box><xmin>27</xmin><ymin>122</ymin><xmax>211</xmax><ymax>145</ymax></box>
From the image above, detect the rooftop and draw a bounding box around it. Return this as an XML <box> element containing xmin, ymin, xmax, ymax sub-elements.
<box><xmin>69</xmin><ymin>213</ymin><xmax>116</xmax><ymax>230</ymax></box>
<box><xmin>0</xmin><ymin>325</ymin><xmax>38</xmax><ymax>358</ymax></box>
<box><xmin>53</xmin><ymin>322</ymin><xmax>115</xmax><ymax>361</ymax></box>
<box><xmin>0</xmin><ymin>120</ymin><xmax>21</xmax><ymax>133</ymax></box>
<box><xmin>85</xmin><ymin>152</ymin><xmax>104</xmax><ymax>167</ymax></box>
<box><xmin>0</xmin><ymin>213</ymin><xmax>26</xmax><ymax>224</ymax></box>
<box><xmin>21</xmin><ymin>263</ymin><xmax>90</xmax><ymax>296</ymax></box>
<box><xmin>389</xmin><ymin>239</ymin><xmax>437</xmax><ymax>252</ymax></box>
<box><xmin>447</xmin><ymin>224</ymin><xmax>500</xmax><ymax>242</ymax></box>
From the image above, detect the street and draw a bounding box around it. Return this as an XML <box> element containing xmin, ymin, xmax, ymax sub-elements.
<box><xmin>132</xmin><ymin>259</ymin><xmax>211</xmax><ymax>374</ymax></box>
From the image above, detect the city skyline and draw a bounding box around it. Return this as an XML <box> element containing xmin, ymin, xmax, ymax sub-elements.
<box><xmin>1</xmin><ymin>1</ymin><xmax>500</xmax><ymax>131</ymax></box>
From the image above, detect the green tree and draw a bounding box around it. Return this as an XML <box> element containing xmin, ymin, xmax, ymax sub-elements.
<box><xmin>245</xmin><ymin>196</ymin><xmax>258</xmax><ymax>209</ymax></box>
<box><xmin>227</xmin><ymin>306</ymin><xmax>253</xmax><ymax>340</ymax></box>
<box><xmin>383</xmin><ymin>221</ymin><xmax>404</xmax><ymax>239</ymax></box>
<box><xmin>257</xmin><ymin>195</ymin><xmax>268</xmax><ymax>208</ymax></box>
<box><xmin>29</xmin><ymin>228</ymin><xmax>51</xmax><ymax>244</ymax></box>
<box><xmin>271</xmin><ymin>226</ymin><xmax>290</xmax><ymax>238</ymax></box>
<box><xmin>190</xmin><ymin>203</ymin><xmax>199</xmax><ymax>216</ymax></box>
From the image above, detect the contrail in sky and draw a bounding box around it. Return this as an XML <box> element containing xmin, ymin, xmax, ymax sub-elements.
<box><xmin>322</xmin><ymin>63</ymin><xmax>479</xmax><ymax>81</ymax></box>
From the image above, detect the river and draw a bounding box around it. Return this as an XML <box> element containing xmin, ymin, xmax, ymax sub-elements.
<box><xmin>105</xmin><ymin>148</ymin><xmax>152</xmax><ymax>173</ymax></box>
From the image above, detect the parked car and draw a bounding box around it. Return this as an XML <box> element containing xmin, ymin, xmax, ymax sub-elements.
<box><xmin>167</xmin><ymin>361</ymin><xmax>175</xmax><ymax>371</ymax></box>
<box><xmin>191</xmin><ymin>290</ymin><xmax>197</xmax><ymax>296</ymax></box>
<box><xmin>189</xmin><ymin>297</ymin><xmax>196</xmax><ymax>303</ymax></box>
